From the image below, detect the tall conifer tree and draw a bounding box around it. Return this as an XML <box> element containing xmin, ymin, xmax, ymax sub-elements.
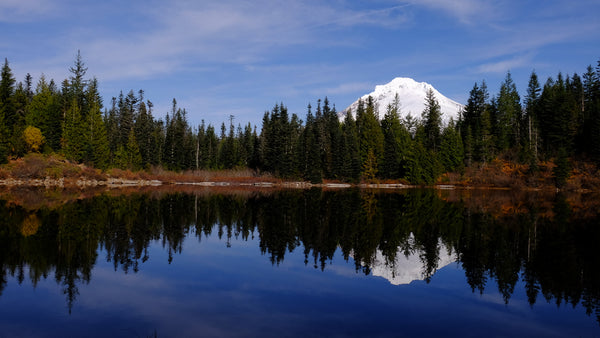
<box><xmin>496</xmin><ymin>71</ymin><xmax>522</xmax><ymax>152</ymax></box>
<box><xmin>381</xmin><ymin>95</ymin><xmax>410</xmax><ymax>178</ymax></box>
<box><xmin>524</xmin><ymin>71</ymin><xmax>541</xmax><ymax>164</ymax></box>
<box><xmin>62</xmin><ymin>98</ymin><xmax>86</xmax><ymax>162</ymax></box>
<box><xmin>422</xmin><ymin>88</ymin><xmax>442</xmax><ymax>152</ymax></box>
<box><xmin>357</xmin><ymin>96</ymin><xmax>384</xmax><ymax>180</ymax></box>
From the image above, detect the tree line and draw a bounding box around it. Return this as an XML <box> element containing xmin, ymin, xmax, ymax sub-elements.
<box><xmin>1</xmin><ymin>52</ymin><xmax>599</xmax><ymax>185</ymax></box>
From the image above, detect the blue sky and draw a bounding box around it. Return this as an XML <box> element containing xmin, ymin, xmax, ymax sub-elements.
<box><xmin>2</xmin><ymin>0</ymin><xmax>599</xmax><ymax>128</ymax></box>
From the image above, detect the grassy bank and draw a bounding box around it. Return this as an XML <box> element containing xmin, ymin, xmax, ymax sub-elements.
<box><xmin>438</xmin><ymin>158</ymin><xmax>600</xmax><ymax>192</ymax></box>
<box><xmin>1</xmin><ymin>153</ymin><xmax>600</xmax><ymax>191</ymax></box>
<box><xmin>0</xmin><ymin>153</ymin><xmax>280</xmax><ymax>188</ymax></box>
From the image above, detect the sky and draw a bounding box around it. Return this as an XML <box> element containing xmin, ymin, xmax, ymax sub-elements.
<box><xmin>1</xmin><ymin>0</ymin><xmax>599</xmax><ymax>128</ymax></box>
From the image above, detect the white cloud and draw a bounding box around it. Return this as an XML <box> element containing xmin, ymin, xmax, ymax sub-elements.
<box><xmin>402</xmin><ymin>0</ymin><xmax>499</xmax><ymax>24</ymax></box>
<box><xmin>314</xmin><ymin>82</ymin><xmax>373</xmax><ymax>96</ymax></box>
<box><xmin>55</xmin><ymin>1</ymin><xmax>414</xmax><ymax>82</ymax></box>
<box><xmin>475</xmin><ymin>53</ymin><xmax>534</xmax><ymax>74</ymax></box>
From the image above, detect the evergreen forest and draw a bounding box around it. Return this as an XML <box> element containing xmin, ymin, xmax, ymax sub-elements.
<box><xmin>1</xmin><ymin>52</ymin><xmax>599</xmax><ymax>186</ymax></box>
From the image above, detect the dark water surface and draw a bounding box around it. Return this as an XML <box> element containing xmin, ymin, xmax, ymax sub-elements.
<box><xmin>0</xmin><ymin>188</ymin><xmax>599</xmax><ymax>337</ymax></box>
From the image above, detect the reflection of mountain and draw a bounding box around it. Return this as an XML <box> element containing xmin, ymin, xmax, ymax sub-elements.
<box><xmin>364</xmin><ymin>234</ymin><xmax>456</xmax><ymax>285</ymax></box>
<box><xmin>1</xmin><ymin>189</ymin><xmax>600</xmax><ymax>324</ymax></box>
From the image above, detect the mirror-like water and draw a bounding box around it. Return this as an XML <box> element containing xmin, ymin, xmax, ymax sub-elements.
<box><xmin>0</xmin><ymin>188</ymin><xmax>598</xmax><ymax>337</ymax></box>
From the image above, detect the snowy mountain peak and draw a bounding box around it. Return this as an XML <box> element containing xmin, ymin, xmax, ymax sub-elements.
<box><xmin>341</xmin><ymin>77</ymin><xmax>464</xmax><ymax>125</ymax></box>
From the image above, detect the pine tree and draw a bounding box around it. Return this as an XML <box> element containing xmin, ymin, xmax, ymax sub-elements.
<box><xmin>298</xmin><ymin>104</ymin><xmax>322</xmax><ymax>183</ymax></box>
<box><xmin>10</xmin><ymin>81</ymin><xmax>29</xmax><ymax>156</ymax></box>
<box><xmin>582</xmin><ymin>64</ymin><xmax>600</xmax><ymax>161</ymax></box>
<box><xmin>104</xmin><ymin>97</ymin><xmax>120</xmax><ymax>163</ymax></box>
<box><xmin>134</xmin><ymin>99</ymin><xmax>154</xmax><ymax>167</ymax></box>
<box><xmin>439</xmin><ymin>119</ymin><xmax>464</xmax><ymax>172</ymax></box>
<box><xmin>362</xmin><ymin>149</ymin><xmax>378</xmax><ymax>181</ymax></box>
<box><xmin>567</xmin><ymin>74</ymin><xmax>584</xmax><ymax>154</ymax></box>
<box><xmin>125</xmin><ymin>129</ymin><xmax>142</xmax><ymax>170</ymax></box>
<box><xmin>357</xmin><ymin>96</ymin><xmax>384</xmax><ymax>181</ymax></box>
<box><xmin>405</xmin><ymin>135</ymin><xmax>442</xmax><ymax>185</ymax></box>
<box><xmin>196</xmin><ymin>120</ymin><xmax>220</xmax><ymax>169</ymax></box>
<box><xmin>196</xmin><ymin>120</ymin><xmax>207</xmax><ymax>169</ymax></box>
<box><xmin>258</xmin><ymin>111</ymin><xmax>272</xmax><ymax>172</ymax></box>
<box><xmin>114</xmin><ymin>129</ymin><xmax>142</xmax><ymax>170</ymax></box>
<box><xmin>205</xmin><ymin>124</ymin><xmax>218</xmax><ymax>169</ymax></box>
<box><xmin>87</xmin><ymin>102</ymin><xmax>109</xmax><ymax>168</ymax></box>
<box><xmin>462</xmin><ymin>125</ymin><xmax>473</xmax><ymax>167</ymax></box>
<box><xmin>258</xmin><ymin>103</ymin><xmax>298</xmax><ymax>177</ymax></box>
<box><xmin>0</xmin><ymin>59</ymin><xmax>16</xmax><ymax>131</ymax></box>
<box><xmin>27</xmin><ymin>75</ymin><xmax>62</xmax><ymax>151</ymax></box>
<box><xmin>524</xmin><ymin>71</ymin><xmax>541</xmax><ymax>164</ymax></box>
<box><xmin>150</xmin><ymin>115</ymin><xmax>165</xmax><ymax>167</ymax></box>
<box><xmin>118</xmin><ymin>90</ymin><xmax>137</xmax><ymax>148</ymax></box>
<box><xmin>250</xmin><ymin>126</ymin><xmax>260</xmax><ymax>170</ymax></box>
<box><xmin>0</xmin><ymin>109</ymin><xmax>7</xmax><ymax>163</ymax></box>
<box><xmin>496</xmin><ymin>71</ymin><xmax>522</xmax><ymax>151</ymax></box>
<box><xmin>480</xmin><ymin>96</ymin><xmax>494</xmax><ymax>162</ymax></box>
<box><xmin>460</xmin><ymin>82</ymin><xmax>491</xmax><ymax>162</ymax></box>
<box><xmin>381</xmin><ymin>94</ymin><xmax>410</xmax><ymax>178</ymax></box>
<box><xmin>62</xmin><ymin>98</ymin><xmax>86</xmax><ymax>162</ymax></box>
<box><xmin>594</xmin><ymin>60</ymin><xmax>600</xmax><ymax>161</ymax></box>
<box><xmin>312</xmin><ymin>99</ymin><xmax>329</xmax><ymax>178</ymax></box>
<box><xmin>239</xmin><ymin>122</ymin><xmax>255</xmax><ymax>168</ymax></box>
<box><xmin>341</xmin><ymin>110</ymin><xmax>360</xmax><ymax>182</ymax></box>
<box><xmin>324</xmin><ymin>98</ymin><xmax>343</xmax><ymax>179</ymax></box>
<box><xmin>162</xmin><ymin>100</ymin><xmax>184</xmax><ymax>170</ymax></box>
<box><xmin>538</xmin><ymin>74</ymin><xmax>575</xmax><ymax>156</ymax></box>
<box><xmin>0</xmin><ymin>59</ymin><xmax>16</xmax><ymax>159</ymax></box>
<box><xmin>422</xmin><ymin>88</ymin><xmax>442</xmax><ymax>152</ymax></box>
<box><xmin>84</xmin><ymin>78</ymin><xmax>109</xmax><ymax>168</ymax></box>
<box><xmin>69</xmin><ymin>50</ymin><xmax>88</xmax><ymax>111</ymax></box>
<box><xmin>553</xmin><ymin>147</ymin><xmax>570</xmax><ymax>188</ymax></box>
<box><xmin>289</xmin><ymin>112</ymin><xmax>302</xmax><ymax>177</ymax></box>
<box><xmin>89</xmin><ymin>112</ymin><xmax>110</xmax><ymax>169</ymax></box>
<box><xmin>218</xmin><ymin>118</ymin><xmax>236</xmax><ymax>169</ymax></box>
<box><xmin>163</xmin><ymin>103</ymin><xmax>195</xmax><ymax>170</ymax></box>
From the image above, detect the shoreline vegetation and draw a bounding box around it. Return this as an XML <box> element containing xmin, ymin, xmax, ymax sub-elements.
<box><xmin>1</xmin><ymin>152</ymin><xmax>599</xmax><ymax>192</ymax></box>
<box><xmin>1</xmin><ymin>161</ymin><xmax>599</xmax><ymax>223</ymax></box>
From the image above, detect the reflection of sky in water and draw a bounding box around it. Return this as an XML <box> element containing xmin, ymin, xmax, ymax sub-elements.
<box><xmin>0</xmin><ymin>230</ymin><xmax>596</xmax><ymax>337</ymax></box>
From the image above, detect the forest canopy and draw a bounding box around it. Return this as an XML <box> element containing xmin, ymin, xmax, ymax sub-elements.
<box><xmin>0</xmin><ymin>52</ymin><xmax>599</xmax><ymax>186</ymax></box>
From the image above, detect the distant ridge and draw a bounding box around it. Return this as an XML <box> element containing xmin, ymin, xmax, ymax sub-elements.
<box><xmin>341</xmin><ymin>77</ymin><xmax>464</xmax><ymax>124</ymax></box>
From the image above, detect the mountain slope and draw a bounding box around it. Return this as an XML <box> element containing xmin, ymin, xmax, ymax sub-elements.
<box><xmin>341</xmin><ymin>77</ymin><xmax>464</xmax><ymax>124</ymax></box>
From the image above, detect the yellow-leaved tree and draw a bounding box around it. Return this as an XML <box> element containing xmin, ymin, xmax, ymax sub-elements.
<box><xmin>23</xmin><ymin>125</ymin><xmax>45</xmax><ymax>153</ymax></box>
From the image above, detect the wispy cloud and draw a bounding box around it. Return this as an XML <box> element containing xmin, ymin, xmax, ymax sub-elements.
<box><xmin>401</xmin><ymin>0</ymin><xmax>500</xmax><ymax>24</ymax></box>
<box><xmin>474</xmin><ymin>53</ymin><xmax>535</xmax><ymax>74</ymax></box>
<box><xmin>313</xmin><ymin>82</ymin><xmax>374</xmax><ymax>96</ymax></box>
<box><xmin>4</xmin><ymin>0</ymin><xmax>598</xmax><ymax>128</ymax></box>
<box><xmin>0</xmin><ymin>0</ymin><xmax>56</xmax><ymax>22</ymax></box>
<box><xmin>60</xmin><ymin>1</ymin><xmax>413</xmax><ymax>81</ymax></box>
<box><xmin>314</xmin><ymin>4</ymin><xmax>412</xmax><ymax>29</ymax></box>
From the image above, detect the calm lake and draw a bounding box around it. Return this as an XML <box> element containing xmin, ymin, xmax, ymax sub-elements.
<box><xmin>0</xmin><ymin>187</ymin><xmax>599</xmax><ymax>337</ymax></box>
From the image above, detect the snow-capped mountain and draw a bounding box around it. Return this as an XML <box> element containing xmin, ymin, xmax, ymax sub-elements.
<box><xmin>341</xmin><ymin>77</ymin><xmax>464</xmax><ymax>125</ymax></box>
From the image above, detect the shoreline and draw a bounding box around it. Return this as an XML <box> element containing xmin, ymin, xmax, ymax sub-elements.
<box><xmin>2</xmin><ymin>154</ymin><xmax>598</xmax><ymax>192</ymax></box>
<box><xmin>0</xmin><ymin>177</ymin><xmax>582</xmax><ymax>193</ymax></box>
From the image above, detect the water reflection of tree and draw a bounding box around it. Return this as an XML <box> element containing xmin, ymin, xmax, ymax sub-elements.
<box><xmin>0</xmin><ymin>189</ymin><xmax>599</xmax><ymax>324</ymax></box>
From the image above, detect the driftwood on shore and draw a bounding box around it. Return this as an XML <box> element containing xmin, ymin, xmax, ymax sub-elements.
<box><xmin>0</xmin><ymin>177</ymin><xmax>163</xmax><ymax>188</ymax></box>
<box><xmin>0</xmin><ymin>177</ymin><xmax>414</xmax><ymax>190</ymax></box>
